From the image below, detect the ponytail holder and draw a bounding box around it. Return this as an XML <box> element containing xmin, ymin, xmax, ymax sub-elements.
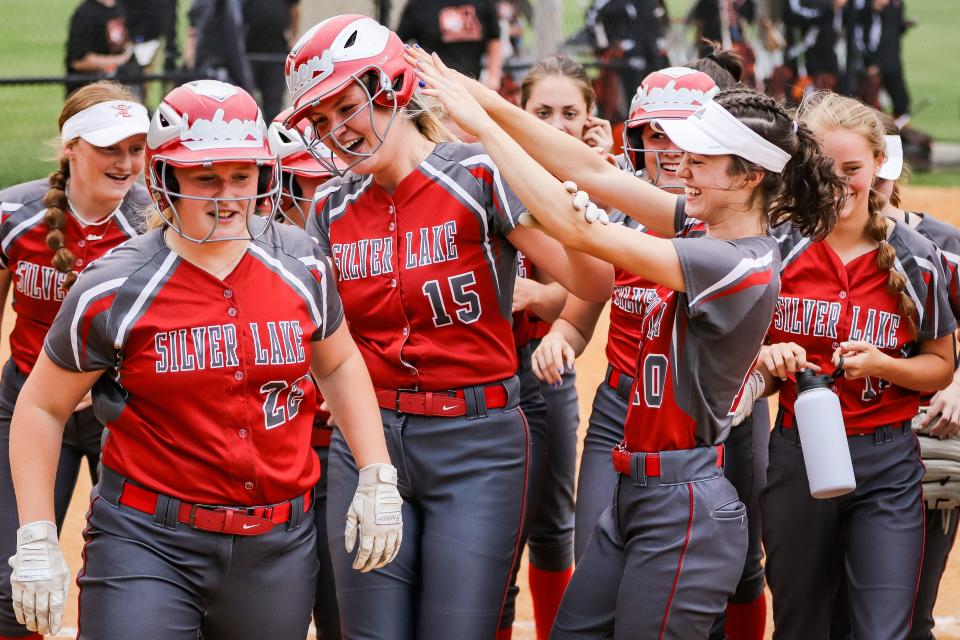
<box><xmin>791</xmin><ymin>120</ymin><xmax>799</xmax><ymax>134</ymax></box>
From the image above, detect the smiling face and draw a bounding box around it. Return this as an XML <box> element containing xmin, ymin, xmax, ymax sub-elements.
<box><xmin>305</xmin><ymin>80</ymin><xmax>400</xmax><ymax>176</ymax></box>
<box><xmin>639</xmin><ymin>124</ymin><xmax>684</xmax><ymax>191</ymax></box>
<box><xmin>64</xmin><ymin>134</ymin><xmax>146</xmax><ymax>208</ymax></box>
<box><xmin>674</xmin><ymin>152</ymin><xmax>750</xmax><ymax>221</ymax></box>
<box><xmin>523</xmin><ymin>74</ymin><xmax>590</xmax><ymax>139</ymax></box>
<box><xmin>815</xmin><ymin>127</ymin><xmax>880</xmax><ymax>222</ymax></box>
<box><xmin>170</xmin><ymin>162</ymin><xmax>261</xmax><ymax>241</ymax></box>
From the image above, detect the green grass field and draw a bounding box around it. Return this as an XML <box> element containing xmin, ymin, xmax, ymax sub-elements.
<box><xmin>0</xmin><ymin>0</ymin><xmax>956</xmax><ymax>188</ymax></box>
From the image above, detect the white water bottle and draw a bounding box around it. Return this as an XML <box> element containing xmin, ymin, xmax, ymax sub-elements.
<box><xmin>794</xmin><ymin>369</ymin><xmax>856</xmax><ymax>499</ymax></box>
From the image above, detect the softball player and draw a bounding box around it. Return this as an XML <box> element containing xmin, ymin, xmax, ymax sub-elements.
<box><xmin>287</xmin><ymin>16</ymin><xmax>612</xmax><ymax>640</ymax></box>
<box><xmin>531</xmin><ymin>63</ymin><xmax>772</xmax><ymax>640</ymax></box>
<box><xmin>0</xmin><ymin>80</ymin><xmax>149</xmax><ymax>640</ymax></box>
<box><xmin>754</xmin><ymin>93</ymin><xmax>956</xmax><ymax>639</ymax></box>
<box><xmin>828</xmin><ymin>127</ymin><xmax>960</xmax><ymax>640</ymax></box>
<box><xmin>6</xmin><ymin>79</ymin><xmax>402</xmax><ymax>640</ymax></box>
<box><xmin>268</xmin><ymin>109</ymin><xmax>346</xmax><ymax>640</ymax></box>
<box><xmin>502</xmin><ymin>55</ymin><xmax>614</xmax><ymax>640</ymax></box>
<box><xmin>411</xmin><ymin>46</ymin><xmax>842</xmax><ymax>637</ymax></box>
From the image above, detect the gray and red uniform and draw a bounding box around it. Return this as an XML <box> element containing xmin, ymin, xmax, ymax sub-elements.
<box><xmin>829</xmin><ymin>211</ymin><xmax>960</xmax><ymax>640</ymax></box>
<box><xmin>568</xmin><ymin>211</ymin><xmax>770</xmax><ymax>639</ymax></box>
<box><xmin>308</xmin><ymin>141</ymin><xmax>532</xmax><ymax>639</ymax></box>
<box><xmin>763</xmin><ymin>220</ymin><xmax>955</xmax><ymax>639</ymax></box>
<box><xmin>43</xmin><ymin>221</ymin><xmax>342</xmax><ymax>640</ymax></box>
<box><xmin>310</xmin><ymin>394</ymin><xmax>338</xmax><ymax>639</ymax></box>
<box><xmin>0</xmin><ymin>178</ymin><xmax>146</xmax><ymax>638</ymax></box>
<box><xmin>553</xmin><ymin>206</ymin><xmax>780</xmax><ymax>639</ymax></box>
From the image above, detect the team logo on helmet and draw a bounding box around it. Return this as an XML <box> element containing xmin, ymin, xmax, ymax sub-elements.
<box><xmin>179</xmin><ymin>109</ymin><xmax>265</xmax><ymax>151</ymax></box>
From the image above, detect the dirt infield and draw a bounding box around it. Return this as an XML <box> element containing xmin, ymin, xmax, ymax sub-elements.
<box><xmin>25</xmin><ymin>185</ymin><xmax>960</xmax><ymax>638</ymax></box>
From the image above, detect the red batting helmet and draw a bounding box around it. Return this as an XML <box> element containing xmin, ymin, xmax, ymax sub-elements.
<box><xmin>623</xmin><ymin>67</ymin><xmax>719</xmax><ymax>183</ymax></box>
<box><xmin>145</xmin><ymin>79</ymin><xmax>279</xmax><ymax>242</ymax></box>
<box><xmin>283</xmin><ymin>15</ymin><xmax>416</xmax><ymax>174</ymax></box>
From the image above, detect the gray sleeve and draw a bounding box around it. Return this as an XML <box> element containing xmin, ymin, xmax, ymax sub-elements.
<box><xmin>485</xmin><ymin>162</ymin><xmax>526</xmax><ymax>238</ymax></box>
<box><xmin>915</xmin><ymin>252</ymin><xmax>957</xmax><ymax>342</ymax></box>
<box><xmin>43</xmin><ymin>258</ymin><xmax>125</xmax><ymax>372</ymax></box>
<box><xmin>304</xmin><ymin>195</ymin><xmax>332</xmax><ymax>258</ymax></box>
<box><xmin>310</xmin><ymin>242</ymin><xmax>344</xmax><ymax>341</ymax></box>
<box><xmin>673</xmin><ymin>236</ymin><xmax>780</xmax><ymax>339</ymax></box>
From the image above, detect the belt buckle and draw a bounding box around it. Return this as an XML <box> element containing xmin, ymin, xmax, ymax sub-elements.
<box><xmin>394</xmin><ymin>387</ymin><xmax>417</xmax><ymax>414</ymax></box>
<box><xmin>189</xmin><ymin>503</ymin><xmax>226</xmax><ymax>531</ymax></box>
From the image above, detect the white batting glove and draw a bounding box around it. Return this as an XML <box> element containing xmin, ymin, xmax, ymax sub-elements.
<box><xmin>8</xmin><ymin>521</ymin><xmax>70</xmax><ymax>636</ymax></box>
<box><xmin>732</xmin><ymin>370</ymin><xmax>766</xmax><ymax>427</ymax></box>
<box><xmin>562</xmin><ymin>181</ymin><xmax>609</xmax><ymax>224</ymax></box>
<box><xmin>345</xmin><ymin>463</ymin><xmax>403</xmax><ymax>573</ymax></box>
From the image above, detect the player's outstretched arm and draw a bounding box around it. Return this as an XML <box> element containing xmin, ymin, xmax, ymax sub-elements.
<box><xmin>405</xmin><ymin>46</ymin><xmax>679</xmax><ymax>236</ymax></box>
<box><xmin>311</xmin><ymin>324</ymin><xmax>403</xmax><ymax>573</ymax></box>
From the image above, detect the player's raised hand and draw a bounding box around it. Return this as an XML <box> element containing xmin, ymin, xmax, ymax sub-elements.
<box><xmin>759</xmin><ymin>342</ymin><xmax>820</xmax><ymax>381</ymax></box>
<box><xmin>405</xmin><ymin>47</ymin><xmax>492</xmax><ymax>137</ymax></box>
<box><xmin>582</xmin><ymin>116</ymin><xmax>614</xmax><ymax>154</ymax></box>
<box><xmin>531</xmin><ymin>332</ymin><xmax>576</xmax><ymax>386</ymax></box>
<box><xmin>345</xmin><ymin>463</ymin><xmax>403</xmax><ymax>573</ymax></box>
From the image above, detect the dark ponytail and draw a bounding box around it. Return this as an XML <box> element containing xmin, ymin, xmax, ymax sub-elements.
<box><xmin>684</xmin><ymin>40</ymin><xmax>743</xmax><ymax>89</ymax></box>
<box><xmin>713</xmin><ymin>87</ymin><xmax>843</xmax><ymax>240</ymax></box>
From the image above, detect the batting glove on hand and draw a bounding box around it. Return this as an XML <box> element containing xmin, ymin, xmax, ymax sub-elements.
<box><xmin>8</xmin><ymin>521</ymin><xmax>70</xmax><ymax>636</ymax></box>
<box><xmin>345</xmin><ymin>463</ymin><xmax>403</xmax><ymax>573</ymax></box>
<box><xmin>562</xmin><ymin>181</ymin><xmax>609</xmax><ymax>225</ymax></box>
<box><xmin>732</xmin><ymin>370</ymin><xmax>765</xmax><ymax>427</ymax></box>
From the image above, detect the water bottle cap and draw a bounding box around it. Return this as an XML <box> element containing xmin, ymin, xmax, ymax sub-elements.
<box><xmin>796</xmin><ymin>368</ymin><xmax>834</xmax><ymax>394</ymax></box>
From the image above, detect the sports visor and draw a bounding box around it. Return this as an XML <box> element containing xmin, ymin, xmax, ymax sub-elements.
<box><xmin>877</xmin><ymin>135</ymin><xmax>903</xmax><ymax>180</ymax></box>
<box><xmin>61</xmin><ymin>100</ymin><xmax>150</xmax><ymax>147</ymax></box>
<box><xmin>655</xmin><ymin>100</ymin><xmax>792</xmax><ymax>173</ymax></box>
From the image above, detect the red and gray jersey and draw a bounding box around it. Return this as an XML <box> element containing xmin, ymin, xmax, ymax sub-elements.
<box><xmin>913</xmin><ymin>212</ymin><xmax>960</xmax><ymax>323</ymax></box>
<box><xmin>512</xmin><ymin>251</ymin><xmax>548</xmax><ymax>349</ymax></box>
<box><xmin>0</xmin><ymin>178</ymin><xmax>147</xmax><ymax>374</ymax></box>
<box><xmin>307</xmin><ymin>141</ymin><xmax>524</xmax><ymax>390</ymax></box>
<box><xmin>770</xmin><ymin>220</ymin><xmax>956</xmax><ymax>434</ymax></box>
<box><xmin>605</xmin><ymin>204</ymin><xmax>707</xmax><ymax>376</ymax></box>
<box><xmin>44</xmin><ymin>221</ymin><xmax>343</xmax><ymax>506</ymax></box>
<box><xmin>623</xmin><ymin>204</ymin><xmax>780</xmax><ymax>452</ymax></box>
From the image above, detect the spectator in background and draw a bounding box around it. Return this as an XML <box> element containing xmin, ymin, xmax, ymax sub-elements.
<box><xmin>185</xmin><ymin>0</ymin><xmax>255</xmax><ymax>93</ymax></box>
<box><xmin>397</xmin><ymin>0</ymin><xmax>503</xmax><ymax>90</ymax></box>
<box><xmin>65</xmin><ymin>0</ymin><xmax>139</xmax><ymax>96</ymax></box>
<box><xmin>584</xmin><ymin>0</ymin><xmax>666</xmax><ymax>121</ymax></box>
<box><xmin>688</xmin><ymin>0</ymin><xmax>758</xmax><ymax>86</ymax></box>
<box><xmin>244</xmin><ymin>0</ymin><xmax>300</xmax><ymax>121</ymax></box>
<box><xmin>782</xmin><ymin>0</ymin><xmax>847</xmax><ymax>93</ymax></box>
<box><xmin>855</xmin><ymin>0</ymin><xmax>911</xmax><ymax>121</ymax></box>
<box><xmin>124</xmin><ymin>0</ymin><xmax>179</xmax><ymax>73</ymax></box>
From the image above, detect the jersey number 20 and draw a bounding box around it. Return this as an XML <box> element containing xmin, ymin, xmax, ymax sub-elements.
<box><xmin>422</xmin><ymin>271</ymin><xmax>482</xmax><ymax>327</ymax></box>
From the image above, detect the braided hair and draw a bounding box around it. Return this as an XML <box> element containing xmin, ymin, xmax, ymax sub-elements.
<box><xmin>48</xmin><ymin>81</ymin><xmax>140</xmax><ymax>291</ymax></box>
<box><xmin>712</xmin><ymin>86</ymin><xmax>844</xmax><ymax>241</ymax></box>
<box><xmin>798</xmin><ymin>91</ymin><xmax>918</xmax><ymax>338</ymax></box>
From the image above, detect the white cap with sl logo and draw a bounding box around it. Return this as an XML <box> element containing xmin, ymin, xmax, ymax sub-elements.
<box><xmin>60</xmin><ymin>100</ymin><xmax>150</xmax><ymax>147</ymax></box>
<box><xmin>655</xmin><ymin>99</ymin><xmax>792</xmax><ymax>173</ymax></box>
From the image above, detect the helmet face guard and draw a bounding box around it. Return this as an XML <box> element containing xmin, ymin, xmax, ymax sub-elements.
<box><xmin>290</xmin><ymin>71</ymin><xmax>400</xmax><ymax>178</ymax></box>
<box><xmin>622</xmin><ymin>120</ymin><xmax>686</xmax><ymax>190</ymax></box>
<box><xmin>148</xmin><ymin>156</ymin><xmax>280</xmax><ymax>243</ymax></box>
<box><xmin>277</xmin><ymin>170</ymin><xmax>314</xmax><ymax>228</ymax></box>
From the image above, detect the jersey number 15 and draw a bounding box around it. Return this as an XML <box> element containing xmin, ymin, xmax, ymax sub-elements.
<box><xmin>422</xmin><ymin>271</ymin><xmax>482</xmax><ymax>327</ymax></box>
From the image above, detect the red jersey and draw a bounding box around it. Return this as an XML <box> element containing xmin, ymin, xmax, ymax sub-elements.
<box><xmin>623</xmin><ymin>210</ymin><xmax>780</xmax><ymax>452</ymax></box>
<box><xmin>0</xmin><ymin>178</ymin><xmax>148</xmax><ymax>374</ymax></box>
<box><xmin>912</xmin><ymin>212</ymin><xmax>960</xmax><ymax>323</ymax></box>
<box><xmin>44</xmin><ymin>222</ymin><xmax>343</xmax><ymax>505</ymax></box>
<box><xmin>307</xmin><ymin>142</ymin><xmax>524</xmax><ymax>390</ymax></box>
<box><xmin>770</xmin><ymin>220</ymin><xmax>956</xmax><ymax>434</ymax></box>
<box><xmin>605</xmin><ymin>210</ymin><xmax>707</xmax><ymax>377</ymax></box>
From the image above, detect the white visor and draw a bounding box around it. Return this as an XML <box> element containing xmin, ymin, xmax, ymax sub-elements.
<box><xmin>655</xmin><ymin>100</ymin><xmax>792</xmax><ymax>173</ymax></box>
<box><xmin>61</xmin><ymin>100</ymin><xmax>150</xmax><ymax>147</ymax></box>
<box><xmin>877</xmin><ymin>135</ymin><xmax>904</xmax><ymax>180</ymax></box>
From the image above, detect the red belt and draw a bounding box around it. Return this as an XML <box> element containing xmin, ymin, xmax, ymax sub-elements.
<box><xmin>118</xmin><ymin>482</ymin><xmax>310</xmax><ymax>537</ymax></box>
<box><xmin>375</xmin><ymin>384</ymin><xmax>509</xmax><ymax>417</ymax></box>
<box><xmin>607</xmin><ymin>368</ymin><xmax>633</xmax><ymax>390</ymax></box>
<box><xmin>312</xmin><ymin>426</ymin><xmax>333</xmax><ymax>447</ymax></box>
<box><xmin>612</xmin><ymin>445</ymin><xmax>724</xmax><ymax>476</ymax></box>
